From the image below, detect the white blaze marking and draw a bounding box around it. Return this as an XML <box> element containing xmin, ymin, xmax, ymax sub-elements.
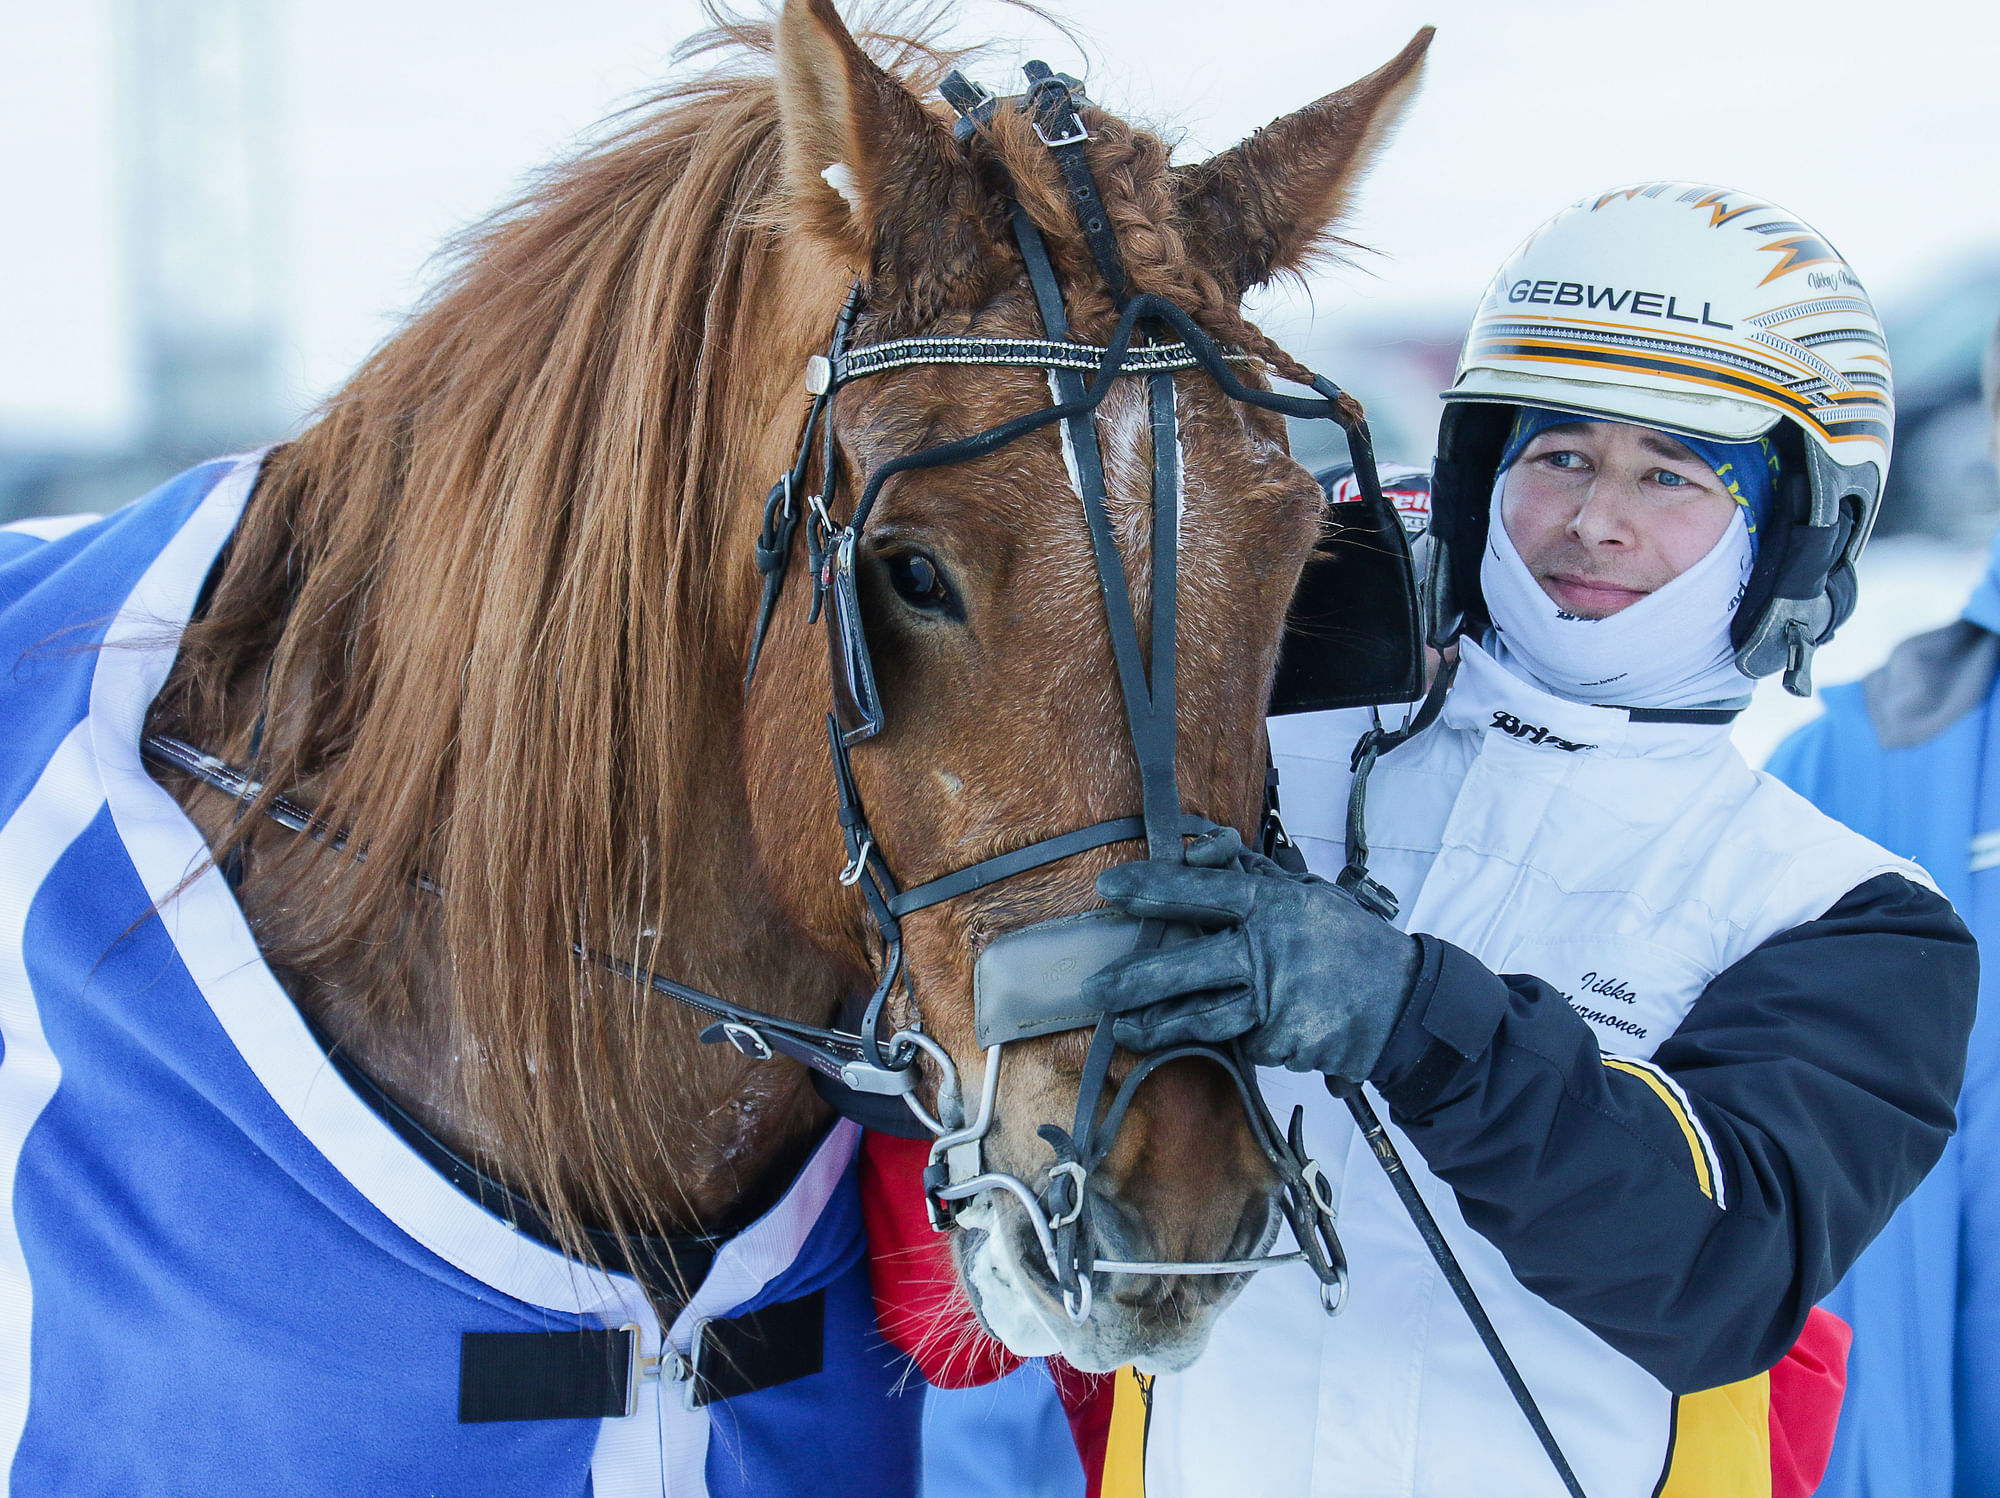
<box><xmin>821</xmin><ymin>162</ymin><xmax>864</xmax><ymax>212</ymax></box>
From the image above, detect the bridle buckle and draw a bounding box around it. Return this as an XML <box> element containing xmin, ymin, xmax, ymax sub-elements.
<box><xmin>1301</xmin><ymin>1157</ymin><xmax>1337</xmax><ymax>1217</ymax></box>
<box><xmin>837</xmin><ymin>834</ymin><xmax>874</xmax><ymax>887</ymax></box>
<box><xmin>717</xmin><ymin>1022</ymin><xmax>773</xmax><ymax>1060</ymax></box>
<box><xmin>1032</xmin><ymin>117</ymin><xmax>1091</xmax><ymax>149</ymax></box>
<box><xmin>1045</xmin><ymin>1160</ymin><xmax>1088</xmax><ymax>1231</ymax></box>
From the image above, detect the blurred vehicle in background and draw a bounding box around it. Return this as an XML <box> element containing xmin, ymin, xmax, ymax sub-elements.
<box><xmin>1875</xmin><ymin>258</ymin><xmax>2000</xmax><ymax>539</ymax></box>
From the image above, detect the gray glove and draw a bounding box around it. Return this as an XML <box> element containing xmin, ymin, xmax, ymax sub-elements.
<box><xmin>1083</xmin><ymin>831</ymin><xmax>1424</xmax><ymax>1082</ymax></box>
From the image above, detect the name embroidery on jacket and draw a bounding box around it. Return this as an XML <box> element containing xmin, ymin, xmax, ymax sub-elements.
<box><xmin>1488</xmin><ymin>711</ymin><xmax>1595</xmax><ymax>753</ymax></box>
<box><xmin>1579</xmin><ymin>970</ymin><xmax>1638</xmax><ymax>1005</ymax></box>
<box><xmin>1550</xmin><ymin>972</ymin><xmax>1650</xmax><ymax>1039</ymax></box>
<box><xmin>1565</xmin><ymin>969</ymin><xmax>1648</xmax><ymax>1037</ymax></box>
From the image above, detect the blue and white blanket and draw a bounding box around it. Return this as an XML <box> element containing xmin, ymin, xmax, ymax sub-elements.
<box><xmin>0</xmin><ymin>454</ymin><xmax>919</xmax><ymax>1496</ymax></box>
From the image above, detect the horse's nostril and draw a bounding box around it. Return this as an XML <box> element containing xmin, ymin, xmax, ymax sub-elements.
<box><xmin>1083</xmin><ymin>1190</ymin><xmax>1146</xmax><ymax>1266</ymax></box>
<box><xmin>1224</xmin><ymin>1189</ymin><xmax>1282</xmax><ymax>1262</ymax></box>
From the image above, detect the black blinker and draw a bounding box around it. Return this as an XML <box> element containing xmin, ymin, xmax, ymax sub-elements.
<box><xmin>823</xmin><ymin>526</ymin><xmax>886</xmax><ymax>744</ymax></box>
<box><xmin>1269</xmin><ymin>462</ymin><xmax>1426</xmax><ymax>716</ymax></box>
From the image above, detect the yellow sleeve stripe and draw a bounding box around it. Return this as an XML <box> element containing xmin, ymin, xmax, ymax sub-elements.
<box><xmin>1603</xmin><ymin>1057</ymin><xmax>1726</xmax><ymax>1208</ymax></box>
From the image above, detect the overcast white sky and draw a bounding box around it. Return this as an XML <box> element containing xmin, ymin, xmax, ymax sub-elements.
<box><xmin>4</xmin><ymin>0</ymin><xmax>1996</xmax><ymax>443</ymax></box>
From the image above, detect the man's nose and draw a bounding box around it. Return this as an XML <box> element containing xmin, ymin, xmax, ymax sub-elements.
<box><xmin>1566</xmin><ymin>484</ymin><xmax>1634</xmax><ymax>547</ymax></box>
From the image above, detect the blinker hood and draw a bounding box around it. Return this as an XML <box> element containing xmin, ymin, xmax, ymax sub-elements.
<box><xmin>1267</xmin><ymin>463</ymin><xmax>1428</xmax><ymax>716</ymax></box>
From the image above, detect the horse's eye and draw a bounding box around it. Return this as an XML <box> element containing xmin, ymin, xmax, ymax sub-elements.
<box><xmin>887</xmin><ymin>550</ymin><xmax>955</xmax><ymax>612</ymax></box>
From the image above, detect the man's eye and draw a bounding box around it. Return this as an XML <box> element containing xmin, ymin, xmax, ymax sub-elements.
<box><xmin>1651</xmin><ymin>469</ymin><xmax>1689</xmax><ymax>487</ymax></box>
<box><xmin>1544</xmin><ymin>450</ymin><xmax>1586</xmax><ymax>469</ymax></box>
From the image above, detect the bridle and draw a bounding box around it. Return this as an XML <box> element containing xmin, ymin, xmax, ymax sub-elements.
<box><xmin>734</xmin><ymin>64</ymin><xmax>1414</xmax><ymax>1322</ymax></box>
<box><xmin>142</xmin><ymin>64</ymin><xmax>1395</xmax><ymax>1329</ymax></box>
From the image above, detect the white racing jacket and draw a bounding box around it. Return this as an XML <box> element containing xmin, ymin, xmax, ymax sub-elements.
<box><xmin>1131</xmin><ymin>640</ymin><xmax>1974</xmax><ymax>1498</ymax></box>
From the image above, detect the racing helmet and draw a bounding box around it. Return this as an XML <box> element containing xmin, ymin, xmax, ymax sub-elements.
<box><xmin>1428</xmin><ymin>182</ymin><xmax>1894</xmax><ymax>695</ymax></box>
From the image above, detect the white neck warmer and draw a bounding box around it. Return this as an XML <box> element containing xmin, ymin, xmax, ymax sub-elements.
<box><xmin>1479</xmin><ymin>472</ymin><xmax>1755</xmax><ymax>710</ymax></box>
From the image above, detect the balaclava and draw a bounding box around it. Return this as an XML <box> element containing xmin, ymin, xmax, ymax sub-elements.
<box><xmin>1480</xmin><ymin>408</ymin><xmax>1775</xmax><ymax>709</ymax></box>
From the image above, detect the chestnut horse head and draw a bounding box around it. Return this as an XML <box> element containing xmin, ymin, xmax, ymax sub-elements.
<box><xmin>147</xmin><ymin>0</ymin><xmax>1429</xmax><ymax>1376</ymax></box>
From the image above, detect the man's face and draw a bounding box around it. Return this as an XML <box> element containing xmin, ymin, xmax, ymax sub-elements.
<box><xmin>1500</xmin><ymin>420</ymin><xmax>1741</xmax><ymax>619</ymax></box>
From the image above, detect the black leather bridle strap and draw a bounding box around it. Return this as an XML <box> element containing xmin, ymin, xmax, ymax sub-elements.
<box><xmin>1145</xmin><ymin>369</ymin><xmax>1182</xmax><ymax>857</ymax></box>
<box><xmin>840</xmin><ymin>291</ymin><xmax>1342</xmax><ymax>539</ymax></box>
<box><xmin>819</xmin><ymin>287</ymin><xmax>1377</xmax><ymax>572</ymax></box>
<box><xmin>835</xmin><ymin>336</ymin><xmax>1226</xmax><ymax>382</ymax></box>
<box><xmin>1336</xmin><ymin>653</ymin><xmax>1458</xmax><ymax>920</ymax></box>
<box><xmin>824</xmin><ymin>714</ymin><xmax>903</xmax><ymax>937</ymax></box>
<box><xmin>1022</xmin><ymin>63</ymin><xmax>1127</xmax><ymax>306</ymax></box>
<box><xmin>141</xmin><ymin>733</ymin><xmax>335</xmax><ymax>845</ymax></box>
<box><xmin>595</xmin><ymin>948</ymin><xmax>872</xmax><ymax>1081</ymax></box>
<box><xmin>819</xmin><ymin>712</ymin><xmax>912</xmax><ymax>1073</ymax></box>
<box><xmin>1006</xmin><ymin>181</ymin><xmax>1193</xmax><ymax>1304</ymax></box>
<box><xmin>886</xmin><ymin>813</ymin><xmax>1216</xmax><ymax>920</ymax></box>
<box><xmin>746</xmin><ymin>285</ymin><xmax>863</xmax><ymax>688</ymax></box>
<box><xmin>140</xmin><ymin>734</ymin><xmax>890</xmax><ymax>1088</ymax></box>
<box><xmin>1013</xmin><ymin>203</ymin><xmax>1072</xmax><ymax>339</ymax></box>
<box><xmin>1016</xmin><ymin>214</ymin><xmax>1180</xmax><ymax>864</ymax></box>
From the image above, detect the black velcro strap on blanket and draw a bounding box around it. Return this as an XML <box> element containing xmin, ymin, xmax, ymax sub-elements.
<box><xmin>457</xmin><ymin>1291</ymin><xmax>826</xmax><ymax>1422</ymax></box>
<box><xmin>687</xmin><ymin>1290</ymin><xmax>826</xmax><ymax>1406</ymax></box>
<box><xmin>459</xmin><ymin>1328</ymin><xmax>636</xmax><ymax>1423</ymax></box>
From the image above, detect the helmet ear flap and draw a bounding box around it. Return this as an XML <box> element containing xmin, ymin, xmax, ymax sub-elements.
<box><xmin>1733</xmin><ymin>426</ymin><xmax>1811</xmax><ymax>659</ymax></box>
<box><xmin>1427</xmin><ymin>402</ymin><xmax>1514</xmax><ymax>647</ymax></box>
<box><xmin>1733</xmin><ymin>421</ymin><xmax>1880</xmax><ymax>694</ymax></box>
<box><xmin>1823</xmin><ymin>545</ymin><xmax>1860</xmax><ymax>640</ymax></box>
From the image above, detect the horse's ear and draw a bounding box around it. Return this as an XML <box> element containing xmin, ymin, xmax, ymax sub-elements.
<box><xmin>1173</xmin><ymin>28</ymin><xmax>1433</xmax><ymax>295</ymax></box>
<box><xmin>776</xmin><ymin>0</ymin><xmax>987</xmax><ymax>299</ymax></box>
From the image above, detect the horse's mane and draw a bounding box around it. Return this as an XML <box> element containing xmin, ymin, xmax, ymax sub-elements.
<box><xmin>146</xmin><ymin>1</ymin><xmax>1318</xmax><ymax>1254</ymax></box>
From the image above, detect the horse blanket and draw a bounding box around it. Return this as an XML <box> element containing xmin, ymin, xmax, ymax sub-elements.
<box><xmin>0</xmin><ymin>454</ymin><xmax>921</xmax><ymax>1496</ymax></box>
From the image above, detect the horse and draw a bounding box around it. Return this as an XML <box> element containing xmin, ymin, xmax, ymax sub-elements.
<box><xmin>0</xmin><ymin>1</ymin><xmax>1427</xmax><ymax>1482</ymax></box>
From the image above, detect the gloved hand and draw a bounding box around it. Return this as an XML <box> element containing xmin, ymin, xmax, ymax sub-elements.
<box><xmin>1082</xmin><ymin>829</ymin><xmax>1424</xmax><ymax>1082</ymax></box>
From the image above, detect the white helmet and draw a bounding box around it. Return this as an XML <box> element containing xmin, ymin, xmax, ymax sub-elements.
<box><xmin>1428</xmin><ymin>182</ymin><xmax>1894</xmax><ymax>694</ymax></box>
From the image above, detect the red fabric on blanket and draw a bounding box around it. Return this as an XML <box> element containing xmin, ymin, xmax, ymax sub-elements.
<box><xmin>1050</xmin><ymin>1362</ymin><xmax>1115</xmax><ymax>1498</ymax></box>
<box><xmin>860</xmin><ymin>1130</ymin><xmax>1022</xmax><ymax>1388</ymax></box>
<box><xmin>861</xmin><ymin>1131</ymin><xmax>1117</xmax><ymax>1489</ymax></box>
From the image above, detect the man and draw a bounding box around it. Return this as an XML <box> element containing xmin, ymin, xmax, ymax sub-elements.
<box><xmin>1080</xmin><ymin>184</ymin><xmax>1978</xmax><ymax>1497</ymax></box>
<box><xmin>1763</xmin><ymin>313</ymin><xmax>2000</xmax><ymax>1498</ymax></box>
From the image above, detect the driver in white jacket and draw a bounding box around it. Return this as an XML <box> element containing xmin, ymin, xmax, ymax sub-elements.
<box><xmin>1081</xmin><ymin>184</ymin><xmax>1978</xmax><ymax>1496</ymax></box>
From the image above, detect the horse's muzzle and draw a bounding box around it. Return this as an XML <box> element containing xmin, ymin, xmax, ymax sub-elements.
<box><xmin>894</xmin><ymin>909</ymin><xmax>1348</xmax><ymax>1325</ymax></box>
